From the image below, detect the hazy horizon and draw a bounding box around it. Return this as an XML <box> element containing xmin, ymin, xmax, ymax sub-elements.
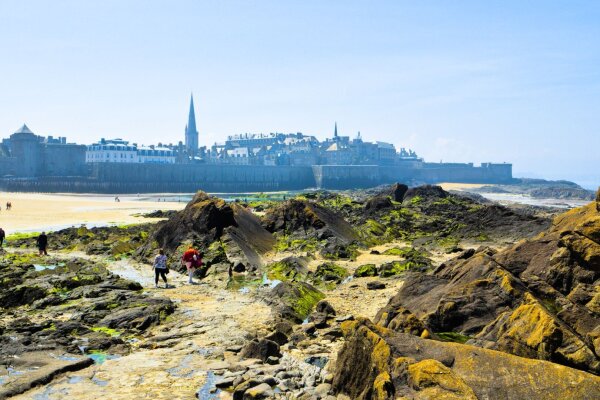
<box><xmin>1</xmin><ymin>1</ymin><xmax>598</xmax><ymax>189</ymax></box>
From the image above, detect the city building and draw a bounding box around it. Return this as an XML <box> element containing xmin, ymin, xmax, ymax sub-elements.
<box><xmin>86</xmin><ymin>138</ymin><xmax>176</xmax><ymax>164</ymax></box>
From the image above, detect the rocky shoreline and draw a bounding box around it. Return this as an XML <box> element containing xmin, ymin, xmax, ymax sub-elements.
<box><xmin>1</xmin><ymin>184</ymin><xmax>598</xmax><ymax>399</ymax></box>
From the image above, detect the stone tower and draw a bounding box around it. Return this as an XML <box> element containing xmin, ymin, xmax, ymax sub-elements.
<box><xmin>185</xmin><ymin>94</ymin><xmax>198</xmax><ymax>157</ymax></box>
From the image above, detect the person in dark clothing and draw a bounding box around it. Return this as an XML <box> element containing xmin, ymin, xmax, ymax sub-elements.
<box><xmin>37</xmin><ymin>232</ymin><xmax>48</xmax><ymax>256</ymax></box>
<box><xmin>0</xmin><ymin>228</ymin><xmax>5</xmax><ymax>248</ymax></box>
<box><xmin>153</xmin><ymin>248</ymin><xmax>169</xmax><ymax>288</ymax></box>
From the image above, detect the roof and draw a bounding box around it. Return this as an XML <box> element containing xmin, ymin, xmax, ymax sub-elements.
<box><xmin>14</xmin><ymin>124</ymin><xmax>34</xmax><ymax>135</ymax></box>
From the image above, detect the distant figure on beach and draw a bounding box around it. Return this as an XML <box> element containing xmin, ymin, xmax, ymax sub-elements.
<box><xmin>153</xmin><ymin>248</ymin><xmax>169</xmax><ymax>288</ymax></box>
<box><xmin>5</xmin><ymin>202</ymin><xmax>10</xmax><ymax>210</ymax></box>
<box><xmin>181</xmin><ymin>245</ymin><xmax>201</xmax><ymax>284</ymax></box>
<box><xmin>114</xmin><ymin>196</ymin><xmax>120</xmax><ymax>202</ymax></box>
<box><xmin>37</xmin><ymin>232</ymin><xmax>48</xmax><ymax>256</ymax></box>
<box><xmin>0</xmin><ymin>228</ymin><xmax>5</xmax><ymax>248</ymax></box>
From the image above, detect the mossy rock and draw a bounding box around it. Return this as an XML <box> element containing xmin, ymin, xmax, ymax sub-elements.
<box><xmin>271</xmin><ymin>281</ymin><xmax>325</xmax><ymax>322</ymax></box>
<box><xmin>436</xmin><ymin>332</ymin><xmax>471</xmax><ymax>344</ymax></box>
<box><xmin>382</xmin><ymin>247</ymin><xmax>412</xmax><ymax>256</ymax></box>
<box><xmin>354</xmin><ymin>264</ymin><xmax>378</xmax><ymax>277</ymax></box>
<box><xmin>266</xmin><ymin>258</ymin><xmax>308</xmax><ymax>282</ymax></box>
<box><xmin>379</xmin><ymin>261</ymin><xmax>408</xmax><ymax>277</ymax></box>
<box><xmin>314</xmin><ymin>262</ymin><xmax>348</xmax><ymax>283</ymax></box>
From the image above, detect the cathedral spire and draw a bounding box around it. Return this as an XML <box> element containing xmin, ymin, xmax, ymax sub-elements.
<box><xmin>185</xmin><ymin>93</ymin><xmax>198</xmax><ymax>157</ymax></box>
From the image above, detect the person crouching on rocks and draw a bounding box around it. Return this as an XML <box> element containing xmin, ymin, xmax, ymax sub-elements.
<box><xmin>153</xmin><ymin>248</ymin><xmax>169</xmax><ymax>288</ymax></box>
<box><xmin>182</xmin><ymin>245</ymin><xmax>201</xmax><ymax>284</ymax></box>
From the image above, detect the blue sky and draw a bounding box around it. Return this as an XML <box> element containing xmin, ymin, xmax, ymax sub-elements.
<box><xmin>0</xmin><ymin>1</ymin><xmax>598</xmax><ymax>188</ymax></box>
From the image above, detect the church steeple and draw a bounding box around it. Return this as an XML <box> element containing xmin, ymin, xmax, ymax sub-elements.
<box><xmin>185</xmin><ymin>94</ymin><xmax>198</xmax><ymax>157</ymax></box>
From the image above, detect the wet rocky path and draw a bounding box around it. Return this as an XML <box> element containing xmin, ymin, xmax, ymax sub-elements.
<box><xmin>11</xmin><ymin>251</ymin><xmax>273</xmax><ymax>400</ymax></box>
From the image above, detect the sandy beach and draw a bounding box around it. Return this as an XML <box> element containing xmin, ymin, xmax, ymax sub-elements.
<box><xmin>438</xmin><ymin>182</ymin><xmax>488</xmax><ymax>191</ymax></box>
<box><xmin>0</xmin><ymin>192</ymin><xmax>186</xmax><ymax>234</ymax></box>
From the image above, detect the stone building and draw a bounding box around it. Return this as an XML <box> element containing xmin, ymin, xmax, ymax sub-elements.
<box><xmin>0</xmin><ymin>124</ymin><xmax>86</xmax><ymax>177</ymax></box>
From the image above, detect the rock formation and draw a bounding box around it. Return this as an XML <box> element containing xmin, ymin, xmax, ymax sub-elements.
<box><xmin>137</xmin><ymin>191</ymin><xmax>275</xmax><ymax>271</ymax></box>
<box><xmin>333</xmin><ymin>318</ymin><xmax>600</xmax><ymax>399</ymax></box>
<box><xmin>368</xmin><ymin>200</ymin><xmax>600</xmax><ymax>374</ymax></box>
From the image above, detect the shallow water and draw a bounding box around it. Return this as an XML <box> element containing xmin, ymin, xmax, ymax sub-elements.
<box><xmin>478</xmin><ymin>192</ymin><xmax>590</xmax><ymax>209</ymax></box>
<box><xmin>87</xmin><ymin>352</ymin><xmax>120</xmax><ymax>365</ymax></box>
<box><xmin>196</xmin><ymin>371</ymin><xmax>221</xmax><ymax>400</ymax></box>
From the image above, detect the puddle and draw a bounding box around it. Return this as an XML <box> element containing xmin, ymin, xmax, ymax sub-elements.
<box><xmin>50</xmin><ymin>353</ymin><xmax>82</xmax><ymax>362</ymax></box>
<box><xmin>226</xmin><ymin>275</ymin><xmax>261</xmax><ymax>291</ymax></box>
<box><xmin>196</xmin><ymin>371</ymin><xmax>221</xmax><ymax>400</ymax></box>
<box><xmin>108</xmin><ymin>260</ymin><xmax>153</xmax><ymax>286</ymax></box>
<box><xmin>341</xmin><ymin>276</ymin><xmax>354</xmax><ymax>284</ymax></box>
<box><xmin>197</xmin><ymin>347</ymin><xmax>215</xmax><ymax>357</ymax></box>
<box><xmin>33</xmin><ymin>264</ymin><xmax>57</xmax><ymax>271</ymax></box>
<box><xmin>33</xmin><ymin>263</ymin><xmax>66</xmax><ymax>272</ymax></box>
<box><xmin>87</xmin><ymin>351</ymin><xmax>120</xmax><ymax>365</ymax></box>
<box><xmin>92</xmin><ymin>376</ymin><xmax>108</xmax><ymax>386</ymax></box>
<box><xmin>32</xmin><ymin>386</ymin><xmax>69</xmax><ymax>400</ymax></box>
<box><xmin>68</xmin><ymin>376</ymin><xmax>84</xmax><ymax>384</ymax></box>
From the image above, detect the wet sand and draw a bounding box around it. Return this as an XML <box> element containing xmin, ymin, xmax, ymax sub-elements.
<box><xmin>0</xmin><ymin>192</ymin><xmax>185</xmax><ymax>234</ymax></box>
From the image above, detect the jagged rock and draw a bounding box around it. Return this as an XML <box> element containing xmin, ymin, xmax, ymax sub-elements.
<box><xmin>137</xmin><ymin>191</ymin><xmax>275</xmax><ymax>271</ymax></box>
<box><xmin>332</xmin><ymin>318</ymin><xmax>600</xmax><ymax>400</ymax></box>
<box><xmin>239</xmin><ymin>339</ymin><xmax>281</xmax><ymax>362</ymax></box>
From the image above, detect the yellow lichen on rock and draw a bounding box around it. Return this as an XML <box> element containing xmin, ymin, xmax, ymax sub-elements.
<box><xmin>407</xmin><ymin>359</ymin><xmax>477</xmax><ymax>400</ymax></box>
<box><xmin>373</xmin><ymin>371</ymin><xmax>394</xmax><ymax>400</ymax></box>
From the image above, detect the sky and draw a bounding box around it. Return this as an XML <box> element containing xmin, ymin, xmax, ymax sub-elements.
<box><xmin>0</xmin><ymin>1</ymin><xmax>598</xmax><ymax>189</ymax></box>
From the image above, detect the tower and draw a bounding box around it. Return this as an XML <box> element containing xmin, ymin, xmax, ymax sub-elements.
<box><xmin>334</xmin><ymin>122</ymin><xmax>338</xmax><ymax>139</ymax></box>
<box><xmin>185</xmin><ymin>94</ymin><xmax>198</xmax><ymax>157</ymax></box>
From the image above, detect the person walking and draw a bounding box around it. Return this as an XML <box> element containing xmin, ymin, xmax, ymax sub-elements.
<box><xmin>181</xmin><ymin>245</ymin><xmax>201</xmax><ymax>284</ymax></box>
<box><xmin>0</xmin><ymin>227</ymin><xmax>5</xmax><ymax>248</ymax></box>
<box><xmin>153</xmin><ymin>249</ymin><xmax>169</xmax><ymax>288</ymax></box>
<box><xmin>37</xmin><ymin>232</ymin><xmax>48</xmax><ymax>256</ymax></box>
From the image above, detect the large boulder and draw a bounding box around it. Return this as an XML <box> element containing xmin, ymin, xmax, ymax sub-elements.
<box><xmin>332</xmin><ymin>318</ymin><xmax>600</xmax><ymax>400</ymax></box>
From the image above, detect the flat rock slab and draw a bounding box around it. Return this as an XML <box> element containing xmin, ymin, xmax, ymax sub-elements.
<box><xmin>0</xmin><ymin>351</ymin><xmax>94</xmax><ymax>399</ymax></box>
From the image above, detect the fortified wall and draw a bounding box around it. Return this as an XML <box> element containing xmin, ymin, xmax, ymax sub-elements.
<box><xmin>0</xmin><ymin>161</ymin><xmax>512</xmax><ymax>193</ymax></box>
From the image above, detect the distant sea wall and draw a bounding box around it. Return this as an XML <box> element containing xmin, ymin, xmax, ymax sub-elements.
<box><xmin>0</xmin><ymin>161</ymin><xmax>512</xmax><ymax>193</ymax></box>
<box><xmin>313</xmin><ymin>162</ymin><xmax>513</xmax><ymax>189</ymax></box>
